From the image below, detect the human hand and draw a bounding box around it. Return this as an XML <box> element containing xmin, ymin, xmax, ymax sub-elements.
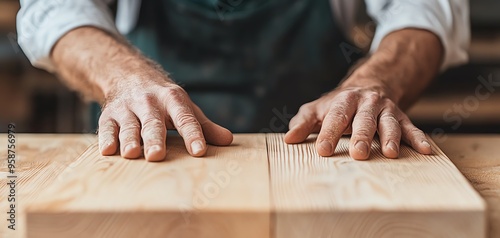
<box><xmin>98</xmin><ymin>74</ymin><xmax>233</xmax><ymax>161</ymax></box>
<box><xmin>284</xmin><ymin>84</ymin><xmax>432</xmax><ymax>160</ymax></box>
<box><xmin>49</xmin><ymin>27</ymin><xmax>233</xmax><ymax>162</ymax></box>
<box><xmin>284</xmin><ymin>29</ymin><xmax>443</xmax><ymax>160</ymax></box>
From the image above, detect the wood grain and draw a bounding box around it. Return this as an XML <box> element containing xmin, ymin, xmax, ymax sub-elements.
<box><xmin>2</xmin><ymin>134</ymin><xmax>491</xmax><ymax>237</ymax></box>
<box><xmin>267</xmin><ymin>133</ymin><xmax>486</xmax><ymax>238</ymax></box>
<box><xmin>0</xmin><ymin>134</ymin><xmax>96</xmax><ymax>238</ymax></box>
<box><xmin>437</xmin><ymin>135</ymin><xmax>500</xmax><ymax>238</ymax></box>
<box><xmin>26</xmin><ymin>134</ymin><xmax>270</xmax><ymax>238</ymax></box>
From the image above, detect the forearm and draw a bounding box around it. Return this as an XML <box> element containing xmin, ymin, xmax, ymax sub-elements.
<box><xmin>51</xmin><ymin>26</ymin><xmax>169</xmax><ymax>103</ymax></box>
<box><xmin>50</xmin><ymin>27</ymin><xmax>232</xmax><ymax>161</ymax></box>
<box><xmin>341</xmin><ymin>29</ymin><xmax>444</xmax><ymax>109</ymax></box>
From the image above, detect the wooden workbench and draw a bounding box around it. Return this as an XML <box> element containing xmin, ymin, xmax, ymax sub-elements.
<box><xmin>0</xmin><ymin>134</ymin><xmax>498</xmax><ymax>237</ymax></box>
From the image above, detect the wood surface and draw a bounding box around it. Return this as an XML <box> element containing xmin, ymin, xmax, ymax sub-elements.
<box><xmin>26</xmin><ymin>134</ymin><xmax>270</xmax><ymax>238</ymax></box>
<box><xmin>0</xmin><ymin>134</ymin><xmax>494</xmax><ymax>237</ymax></box>
<box><xmin>267</xmin><ymin>134</ymin><xmax>485</xmax><ymax>238</ymax></box>
<box><xmin>437</xmin><ymin>135</ymin><xmax>500</xmax><ymax>238</ymax></box>
<box><xmin>0</xmin><ymin>134</ymin><xmax>96</xmax><ymax>238</ymax></box>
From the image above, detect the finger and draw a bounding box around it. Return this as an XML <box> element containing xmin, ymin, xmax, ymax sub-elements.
<box><xmin>133</xmin><ymin>99</ymin><xmax>167</xmax><ymax>162</ymax></box>
<box><xmin>349</xmin><ymin>94</ymin><xmax>382</xmax><ymax>160</ymax></box>
<box><xmin>284</xmin><ymin>104</ymin><xmax>319</xmax><ymax>144</ymax></box>
<box><xmin>399</xmin><ymin>115</ymin><xmax>432</xmax><ymax>155</ymax></box>
<box><xmin>377</xmin><ymin>109</ymin><xmax>401</xmax><ymax>159</ymax></box>
<box><xmin>98</xmin><ymin>117</ymin><xmax>119</xmax><ymax>156</ymax></box>
<box><xmin>316</xmin><ymin>92</ymin><xmax>358</xmax><ymax>157</ymax></box>
<box><xmin>192</xmin><ymin>105</ymin><xmax>233</xmax><ymax>146</ymax></box>
<box><xmin>165</xmin><ymin>89</ymin><xmax>206</xmax><ymax>156</ymax></box>
<box><xmin>117</xmin><ymin>113</ymin><xmax>142</xmax><ymax>159</ymax></box>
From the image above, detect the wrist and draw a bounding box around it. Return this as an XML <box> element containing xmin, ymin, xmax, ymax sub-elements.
<box><xmin>339</xmin><ymin>53</ymin><xmax>405</xmax><ymax>103</ymax></box>
<box><xmin>51</xmin><ymin>27</ymin><xmax>175</xmax><ymax>102</ymax></box>
<box><xmin>340</xmin><ymin>29</ymin><xmax>443</xmax><ymax>106</ymax></box>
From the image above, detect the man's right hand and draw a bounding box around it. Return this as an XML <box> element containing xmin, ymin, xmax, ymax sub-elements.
<box><xmin>51</xmin><ymin>27</ymin><xmax>232</xmax><ymax>161</ymax></box>
<box><xmin>99</xmin><ymin>77</ymin><xmax>233</xmax><ymax>161</ymax></box>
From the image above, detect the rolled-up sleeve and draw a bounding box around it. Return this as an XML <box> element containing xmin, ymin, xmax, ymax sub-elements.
<box><xmin>366</xmin><ymin>0</ymin><xmax>470</xmax><ymax>71</ymax></box>
<box><xmin>17</xmin><ymin>0</ymin><xmax>120</xmax><ymax>72</ymax></box>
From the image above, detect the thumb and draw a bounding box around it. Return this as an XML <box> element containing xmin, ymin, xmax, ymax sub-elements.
<box><xmin>192</xmin><ymin>105</ymin><xmax>233</xmax><ymax>146</ymax></box>
<box><xmin>284</xmin><ymin>108</ymin><xmax>317</xmax><ymax>144</ymax></box>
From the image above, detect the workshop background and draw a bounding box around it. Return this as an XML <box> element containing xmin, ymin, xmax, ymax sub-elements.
<box><xmin>0</xmin><ymin>0</ymin><xmax>499</xmax><ymax>134</ymax></box>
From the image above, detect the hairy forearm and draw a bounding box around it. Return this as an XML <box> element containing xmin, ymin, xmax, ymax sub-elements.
<box><xmin>341</xmin><ymin>29</ymin><xmax>444</xmax><ymax>109</ymax></box>
<box><xmin>51</xmin><ymin>26</ymin><xmax>169</xmax><ymax>103</ymax></box>
<box><xmin>50</xmin><ymin>27</ymin><xmax>233</xmax><ymax>161</ymax></box>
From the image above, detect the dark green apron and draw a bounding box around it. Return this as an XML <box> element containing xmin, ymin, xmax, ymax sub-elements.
<box><xmin>126</xmin><ymin>0</ymin><xmax>353</xmax><ymax>132</ymax></box>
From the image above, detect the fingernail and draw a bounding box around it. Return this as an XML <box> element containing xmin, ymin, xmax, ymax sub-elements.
<box><xmin>386</xmin><ymin>141</ymin><xmax>398</xmax><ymax>152</ymax></box>
<box><xmin>354</xmin><ymin>141</ymin><xmax>369</xmax><ymax>155</ymax></box>
<box><xmin>147</xmin><ymin>145</ymin><xmax>162</xmax><ymax>157</ymax></box>
<box><xmin>101</xmin><ymin>141</ymin><xmax>112</xmax><ymax>152</ymax></box>
<box><xmin>318</xmin><ymin>141</ymin><xmax>333</xmax><ymax>155</ymax></box>
<box><xmin>191</xmin><ymin>140</ymin><xmax>204</xmax><ymax>155</ymax></box>
<box><xmin>421</xmin><ymin>140</ymin><xmax>431</xmax><ymax>148</ymax></box>
<box><xmin>105</xmin><ymin>141</ymin><xmax>113</xmax><ymax>148</ymax></box>
<box><xmin>125</xmin><ymin>143</ymin><xmax>137</xmax><ymax>154</ymax></box>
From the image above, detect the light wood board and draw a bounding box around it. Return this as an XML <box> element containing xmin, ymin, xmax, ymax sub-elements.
<box><xmin>26</xmin><ymin>134</ymin><xmax>270</xmax><ymax>238</ymax></box>
<box><xmin>266</xmin><ymin>134</ymin><xmax>486</xmax><ymax>238</ymax></box>
<box><xmin>0</xmin><ymin>134</ymin><xmax>96</xmax><ymax>238</ymax></box>
<box><xmin>4</xmin><ymin>133</ymin><xmax>487</xmax><ymax>237</ymax></box>
<box><xmin>437</xmin><ymin>135</ymin><xmax>500</xmax><ymax>238</ymax></box>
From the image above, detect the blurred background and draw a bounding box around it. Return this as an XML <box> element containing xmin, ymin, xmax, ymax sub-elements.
<box><xmin>0</xmin><ymin>0</ymin><xmax>499</xmax><ymax>134</ymax></box>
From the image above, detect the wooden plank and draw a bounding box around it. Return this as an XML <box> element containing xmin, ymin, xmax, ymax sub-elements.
<box><xmin>0</xmin><ymin>134</ymin><xmax>96</xmax><ymax>238</ymax></box>
<box><xmin>26</xmin><ymin>134</ymin><xmax>270</xmax><ymax>238</ymax></box>
<box><xmin>267</xmin><ymin>133</ymin><xmax>486</xmax><ymax>238</ymax></box>
<box><xmin>437</xmin><ymin>135</ymin><xmax>500</xmax><ymax>238</ymax></box>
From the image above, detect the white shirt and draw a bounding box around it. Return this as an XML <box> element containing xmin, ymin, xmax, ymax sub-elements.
<box><xmin>17</xmin><ymin>0</ymin><xmax>469</xmax><ymax>73</ymax></box>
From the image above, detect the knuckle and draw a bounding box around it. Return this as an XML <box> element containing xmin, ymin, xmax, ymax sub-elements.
<box><xmin>382</xmin><ymin>128</ymin><xmax>401</xmax><ymax>139</ymax></box>
<box><xmin>99</xmin><ymin>118</ymin><xmax>118</xmax><ymax>134</ymax></box>
<box><xmin>382</xmin><ymin>99</ymin><xmax>397</xmax><ymax>108</ymax></box>
<box><xmin>379</xmin><ymin>112</ymin><xmax>398</xmax><ymax>123</ymax></box>
<box><xmin>358</xmin><ymin>112</ymin><xmax>377</xmax><ymax>125</ymax></box>
<box><xmin>99</xmin><ymin>124</ymin><xmax>116</xmax><ymax>135</ymax></box>
<box><xmin>319</xmin><ymin>120</ymin><xmax>340</xmax><ymax>139</ymax></box>
<box><xmin>164</xmin><ymin>85</ymin><xmax>188</xmax><ymax>101</ymax></box>
<box><xmin>364</xmin><ymin>92</ymin><xmax>381</xmax><ymax>104</ymax></box>
<box><xmin>327</xmin><ymin>111</ymin><xmax>349</xmax><ymax>128</ymax></box>
<box><xmin>398</xmin><ymin>115</ymin><xmax>410</xmax><ymax>125</ymax></box>
<box><xmin>98</xmin><ymin>125</ymin><xmax>116</xmax><ymax>140</ymax></box>
<box><xmin>175</xmin><ymin>113</ymin><xmax>199</xmax><ymax>131</ymax></box>
<box><xmin>332</xmin><ymin>91</ymin><xmax>354</xmax><ymax>104</ymax></box>
<box><xmin>298</xmin><ymin>103</ymin><xmax>312</xmax><ymax>114</ymax></box>
<box><xmin>142</xmin><ymin>117</ymin><xmax>163</xmax><ymax>128</ymax></box>
<box><xmin>408</xmin><ymin>127</ymin><xmax>424</xmax><ymax>136</ymax></box>
<box><xmin>320</xmin><ymin>128</ymin><xmax>337</xmax><ymax>140</ymax></box>
<box><xmin>98</xmin><ymin>115</ymin><xmax>111</xmax><ymax>126</ymax></box>
<box><xmin>353</xmin><ymin>128</ymin><xmax>372</xmax><ymax>139</ymax></box>
<box><xmin>144</xmin><ymin>138</ymin><xmax>164</xmax><ymax>146</ymax></box>
<box><xmin>137</xmin><ymin>93</ymin><xmax>157</xmax><ymax>105</ymax></box>
<box><xmin>138</xmin><ymin>103</ymin><xmax>163</xmax><ymax>120</ymax></box>
<box><xmin>99</xmin><ymin>105</ymin><xmax>119</xmax><ymax>122</ymax></box>
<box><xmin>340</xmin><ymin>90</ymin><xmax>359</xmax><ymax>101</ymax></box>
<box><xmin>141</xmin><ymin>118</ymin><xmax>164</xmax><ymax>133</ymax></box>
<box><xmin>101</xmin><ymin>103</ymin><xmax>133</xmax><ymax>122</ymax></box>
<box><xmin>182</xmin><ymin>126</ymin><xmax>202</xmax><ymax>140</ymax></box>
<box><xmin>120</xmin><ymin>123</ymin><xmax>140</xmax><ymax>135</ymax></box>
